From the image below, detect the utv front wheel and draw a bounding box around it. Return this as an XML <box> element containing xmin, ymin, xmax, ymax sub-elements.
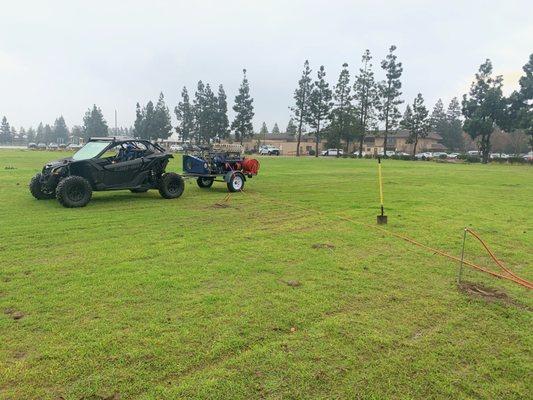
<box><xmin>196</xmin><ymin>177</ymin><xmax>214</xmax><ymax>188</ymax></box>
<box><xmin>29</xmin><ymin>173</ymin><xmax>55</xmax><ymax>200</ymax></box>
<box><xmin>56</xmin><ymin>176</ymin><xmax>92</xmax><ymax>208</ymax></box>
<box><xmin>159</xmin><ymin>173</ymin><xmax>184</xmax><ymax>199</ymax></box>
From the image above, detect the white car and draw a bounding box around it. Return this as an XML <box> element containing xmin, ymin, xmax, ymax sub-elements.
<box><xmin>258</xmin><ymin>145</ymin><xmax>280</xmax><ymax>155</ymax></box>
<box><xmin>415</xmin><ymin>152</ymin><xmax>433</xmax><ymax>159</ymax></box>
<box><xmin>432</xmin><ymin>152</ymin><xmax>448</xmax><ymax>158</ymax></box>
<box><xmin>321</xmin><ymin>148</ymin><xmax>344</xmax><ymax>156</ymax></box>
<box><xmin>448</xmin><ymin>153</ymin><xmax>460</xmax><ymax>159</ymax></box>
<box><xmin>523</xmin><ymin>152</ymin><xmax>533</xmax><ymax>161</ymax></box>
<box><xmin>490</xmin><ymin>152</ymin><xmax>509</xmax><ymax>159</ymax></box>
<box><xmin>467</xmin><ymin>150</ymin><xmax>480</xmax><ymax>156</ymax></box>
<box><xmin>169</xmin><ymin>144</ymin><xmax>183</xmax><ymax>152</ymax></box>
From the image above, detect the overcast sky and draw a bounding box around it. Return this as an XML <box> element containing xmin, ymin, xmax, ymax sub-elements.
<box><xmin>1</xmin><ymin>0</ymin><xmax>532</xmax><ymax>133</ymax></box>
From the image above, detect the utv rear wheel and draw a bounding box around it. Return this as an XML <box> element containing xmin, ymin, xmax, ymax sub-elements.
<box><xmin>196</xmin><ymin>177</ymin><xmax>214</xmax><ymax>188</ymax></box>
<box><xmin>130</xmin><ymin>188</ymin><xmax>149</xmax><ymax>193</ymax></box>
<box><xmin>56</xmin><ymin>176</ymin><xmax>92</xmax><ymax>208</ymax></box>
<box><xmin>29</xmin><ymin>173</ymin><xmax>55</xmax><ymax>200</ymax></box>
<box><xmin>227</xmin><ymin>172</ymin><xmax>245</xmax><ymax>192</ymax></box>
<box><xmin>159</xmin><ymin>173</ymin><xmax>184</xmax><ymax>199</ymax></box>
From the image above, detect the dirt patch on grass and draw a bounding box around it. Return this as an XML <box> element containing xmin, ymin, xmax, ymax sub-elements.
<box><xmin>212</xmin><ymin>203</ymin><xmax>230</xmax><ymax>209</ymax></box>
<box><xmin>312</xmin><ymin>243</ymin><xmax>335</xmax><ymax>250</ymax></box>
<box><xmin>283</xmin><ymin>280</ymin><xmax>301</xmax><ymax>287</ymax></box>
<box><xmin>458</xmin><ymin>282</ymin><xmax>530</xmax><ymax>310</ymax></box>
<box><xmin>4</xmin><ymin>308</ymin><xmax>25</xmax><ymax>320</ymax></box>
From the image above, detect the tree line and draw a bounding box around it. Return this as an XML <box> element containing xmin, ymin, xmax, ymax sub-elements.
<box><xmin>288</xmin><ymin>48</ymin><xmax>532</xmax><ymax>162</ymax></box>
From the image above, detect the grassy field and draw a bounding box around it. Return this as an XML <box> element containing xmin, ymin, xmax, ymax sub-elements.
<box><xmin>0</xmin><ymin>149</ymin><xmax>531</xmax><ymax>399</ymax></box>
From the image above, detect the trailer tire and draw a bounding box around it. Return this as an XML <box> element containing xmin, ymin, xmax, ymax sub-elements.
<box><xmin>227</xmin><ymin>172</ymin><xmax>245</xmax><ymax>192</ymax></box>
<box><xmin>197</xmin><ymin>177</ymin><xmax>214</xmax><ymax>188</ymax></box>
<box><xmin>158</xmin><ymin>173</ymin><xmax>184</xmax><ymax>199</ymax></box>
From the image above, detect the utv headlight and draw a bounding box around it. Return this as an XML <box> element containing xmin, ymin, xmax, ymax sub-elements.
<box><xmin>52</xmin><ymin>166</ymin><xmax>65</xmax><ymax>175</ymax></box>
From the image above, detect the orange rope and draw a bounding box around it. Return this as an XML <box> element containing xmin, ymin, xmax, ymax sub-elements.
<box><xmin>237</xmin><ymin>189</ymin><xmax>532</xmax><ymax>290</ymax></box>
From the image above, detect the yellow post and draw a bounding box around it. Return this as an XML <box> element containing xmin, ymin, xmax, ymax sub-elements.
<box><xmin>377</xmin><ymin>157</ymin><xmax>387</xmax><ymax>224</ymax></box>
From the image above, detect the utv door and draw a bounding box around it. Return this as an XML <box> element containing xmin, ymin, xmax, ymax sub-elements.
<box><xmin>102</xmin><ymin>158</ymin><xmax>144</xmax><ymax>188</ymax></box>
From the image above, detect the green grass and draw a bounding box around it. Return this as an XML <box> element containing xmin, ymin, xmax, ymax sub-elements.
<box><xmin>0</xmin><ymin>150</ymin><xmax>531</xmax><ymax>399</ymax></box>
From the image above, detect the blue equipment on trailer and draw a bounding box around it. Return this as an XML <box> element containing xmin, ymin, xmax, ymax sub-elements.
<box><xmin>182</xmin><ymin>144</ymin><xmax>260</xmax><ymax>192</ymax></box>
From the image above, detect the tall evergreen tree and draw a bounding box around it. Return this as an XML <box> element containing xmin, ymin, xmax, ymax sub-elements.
<box><xmin>82</xmin><ymin>105</ymin><xmax>108</xmax><ymax>139</ymax></box>
<box><xmin>154</xmin><ymin>92</ymin><xmax>172</xmax><ymax>140</ymax></box>
<box><xmin>353</xmin><ymin>50</ymin><xmax>379</xmax><ymax>157</ymax></box>
<box><xmin>193</xmin><ymin>81</ymin><xmax>207</xmax><ymax>143</ymax></box>
<box><xmin>330</xmin><ymin>63</ymin><xmax>356</xmax><ymax>152</ymax></box>
<box><xmin>0</xmin><ymin>116</ymin><xmax>11</xmax><ymax>143</ymax></box>
<box><xmin>26</xmin><ymin>127</ymin><xmax>36</xmax><ymax>143</ymax></box>
<box><xmin>307</xmin><ymin>65</ymin><xmax>333</xmax><ymax>157</ymax></box>
<box><xmin>134</xmin><ymin>102</ymin><xmax>144</xmax><ymax>139</ymax></box>
<box><xmin>53</xmin><ymin>116</ymin><xmax>69</xmax><ymax>144</ymax></box>
<box><xmin>508</xmin><ymin>54</ymin><xmax>532</xmax><ymax>151</ymax></box>
<box><xmin>259</xmin><ymin>122</ymin><xmax>269</xmax><ymax>135</ymax></box>
<box><xmin>70</xmin><ymin>125</ymin><xmax>83</xmax><ymax>142</ymax></box>
<box><xmin>36</xmin><ymin>122</ymin><xmax>45</xmax><ymax>143</ymax></box>
<box><xmin>174</xmin><ymin>87</ymin><xmax>195</xmax><ymax>142</ymax></box>
<box><xmin>377</xmin><ymin>45</ymin><xmax>403</xmax><ymax>157</ymax></box>
<box><xmin>231</xmin><ymin>69</ymin><xmax>255</xmax><ymax>144</ymax></box>
<box><xmin>271</xmin><ymin>123</ymin><xmax>281</xmax><ymax>135</ymax></box>
<box><xmin>443</xmin><ymin>98</ymin><xmax>464</xmax><ymax>151</ymax></box>
<box><xmin>401</xmin><ymin>94</ymin><xmax>430</xmax><ymax>157</ymax></box>
<box><xmin>291</xmin><ymin>60</ymin><xmax>313</xmax><ymax>156</ymax></box>
<box><xmin>462</xmin><ymin>59</ymin><xmax>507</xmax><ymax>163</ymax></box>
<box><xmin>216</xmin><ymin>85</ymin><xmax>230</xmax><ymax>140</ymax></box>
<box><xmin>43</xmin><ymin>124</ymin><xmax>54</xmax><ymax>143</ymax></box>
<box><xmin>285</xmin><ymin>119</ymin><xmax>297</xmax><ymax>135</ymax></box>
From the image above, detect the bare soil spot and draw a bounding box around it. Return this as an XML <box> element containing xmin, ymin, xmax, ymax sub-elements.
<box><xmin>312</xmin><ymin>243</ymin><xmax>335</xmax><ymax>250</ymax></box>
<box><xmin>459</xmin><ymin>282</ymin><xmax>530</xmax><ymax>310</ymax></box>
<box><xmin>212</xmin><ymin>203</ymin><xmax>229</xmax><ymax>209</ymax></box>
<box><xmin>4</xmin><ymin>308</ymin><xmax>25</xmax><ymax>320</ymax></box>
<box><xmin>284</xmin><ymin>280</ymin><xmax>301</xmax><ymax>287</ymax></box>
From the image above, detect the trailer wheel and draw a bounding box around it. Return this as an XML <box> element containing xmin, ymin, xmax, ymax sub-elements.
<box><xmin>227</xmin><ymin>172</ymin><xmax>245</xmax><ymax>192</ymax></box>
<box><xmin>158</xmin><ymin>173</ymin><xmax>184</xmax><ymax>199</ymax></box>
<box><xmin>197</xmin><ymin>177</ymin><xmax>214</xmax><ymax>188</ymax></box>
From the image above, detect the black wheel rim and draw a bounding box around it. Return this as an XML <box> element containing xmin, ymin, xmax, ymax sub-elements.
<box><xmin>68</xmin><ymin>183</ymin><xmax>84</xmax><ymax>202</ymax></box>
<box><xmin>168</xmin><ymin>179</ymin><xmax>181</xmax><ymax>194</ymax></box>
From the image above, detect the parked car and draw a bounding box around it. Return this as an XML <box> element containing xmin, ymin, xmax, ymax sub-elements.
<box><xmin>27</xmin><ymin>142</ymin><xmax>37</xmax><ymax>149</ymax></box>
<box><xmin>523</xmin><ymin>152</ymin><xmax>533</xmax><ymax>161</ymax></box>
<box><xmin>467</xmin><ymin>150</ymin><xmax>480</xmax><ymax>156</ymax></box>
<box><xmin>448</xmin><ymin>152</ymin><xmax>460</xmax><ymax>159</ymax></box>
<box><xmin>490</xmin><ymin>152</ymin><xmax>509</xmax><ymax>159</ymax></box>
<box><xmin>321</xmin><ymin>148</ymin><xmax>344</xmax><ymax>156</ymax></box>
<box><xmin>66</xmin><ymin>143</ymin><xmax>82</xmax><ymax>150</ymax></box>
<box><xmin>415</xmin><ymin>152</ymin><xmax>433</xmax><ymax>159</ymax></box>
<box><xmin>169</xmin><ymin>144</ymin><xmax>184</xmax><ymax>152</ymax></box>
<box><xmin>432</xmin><ymin>152</ymin><xmax>448</xmax><ymax>158</ymax></box>
<box><xmin>58</xmin><ymin>143</ymin><xmax>67</xmax><ymax>149</ymax></box>
<box><xmin>376</xmin><ymin>150</ymin><xmax>396</xmax><ymax>157</ymax></box>
<box><xmin>258</xmin><ymin>145</ymin><xmax>280</xmax><ymax>155</ymax></box>
<box><xmin>48</xmin><ymin>143</ymin><xmax>59</xmax><ymax>150</ymax></box>
<box><xmin>37</xmin><ymin>143</ymin><xmax>47</xmax><ymax>150</ymax></box>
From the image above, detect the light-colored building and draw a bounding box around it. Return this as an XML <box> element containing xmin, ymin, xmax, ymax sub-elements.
<box><xmin>362</xmin><ymin>131</ymin><xmax>446</xmax><ymax>154</ymax></box>
<box><xmin>229</xmin><ymin>134</ymin><xmax>326</xmax><ymax>155</ymax></box>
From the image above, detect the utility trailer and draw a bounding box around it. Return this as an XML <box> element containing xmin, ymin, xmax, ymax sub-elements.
<box><xmin>182</xmin><ymin>143</ymin><xmax>260</xmax><ymax>192</ymax></box>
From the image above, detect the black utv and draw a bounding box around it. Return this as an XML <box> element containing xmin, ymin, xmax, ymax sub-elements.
<box><xmin>29</xmin><ymin>137</ymin><xmax>184</xmax><ymax>208</ymax></box>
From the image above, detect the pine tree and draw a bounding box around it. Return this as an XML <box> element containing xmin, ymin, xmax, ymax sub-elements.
<box><xmin>444</xmin><ymin>98</ymin><xmax>464</xmax><ymax>151</ymax></box>
<box><xmin>216</xmin><ymin>85</ymin><xmax>230</xmax><ymax>140</ymax></box>
<box><xmin>462</xmin><ymin>59</ymin><xmax>507</xmax><ymax>163</ymax></box>
<box><xmin>174</xmin><ymin>87</ymin><xmax>195</xmax><ymax>142</ymax></box>
<box><xmin>290</xmin><ymin>60</ymin><xmax>313</xmax><ymax>156</ymax></box>
<box><xmin>377</xmin><ymin>45</ymin><xmax>403</xmax><ymax>157</ymax></box>
<box><xmin>330</xmin><ymin>63</ymin><xmax>356</xmax><ymax>152</ymax></box>
<box><xmin>70</xmin><ymin>125</ymin><xmax>83</xmax><ymax>142</ymax></box>
<box><xmin>82</xmin><ymin>105</ymin><xmax>108</xmax><ymax>139</ymax></box>
<box><xmin>307</xmin><ymin>65</ymin><xmax>333</xmax><ymax>157</ymax></box>
<box><xmin>353</xmin><ymin>50</ymin><xmax>379</xmax><ymax>157</ymax></box>
<box><xmin>508</xmin><ymin>54</ymin><xmax>532</xmax><ymax>151</ymax></box>
<box><xmin>401</xmin><ymin>94</ymin><xmax>430</xmax><ymax>157</ymax></box>
<box><xmin>26</xmin><ymin>127</ymin><xmax>36</xmax><ymax>143</ymax></box>
<box><xmin>285</xmin><ymin>119</ymin><xmax>297</xmax><ymax>135</ymax></box>
<box><xmin>134</xmin><ymin>102</ymin><xmax>144</xmax><ymax>139</ymax></box>
<box><xmin>203</xmin><ymin>84</ymin><xmax>218</xmax><ymax>143</ymax></box>
<box><xmin>43</xmin><ymin>124</ymin><xmax>53</xmax><ymax>143</ymax></box>
<box><xmin>154</xmin><ymin>92</ymin><xmax>172</xmax><ymax>140</ymax></box>
<box><xmin>0</xmin><ymin>116</ymin><xmax>11</xmax><ymax>143</ymax></box>
<box><xmin>36</xmin><ymin>122</ymin><xmax>45</xmax><ymax>143</ymax></box>
<box><xmin>231</xmin><ymin>69</ymin><xmax>255</xmax><ymax>144</ymax></box>
<box><xmin>260</xmin><ymin>122</ymin><xmax>269</xmax><ymax>135</ymax></box>
<box><xmin>272</xmin><ymin>123</ymin><xmax>281</xmax><ymax>135</ymax></box>
<box><xmin>53</xmin><ymin>116</ymin><xmax>69</xmax><ymax>144</ymax></box>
